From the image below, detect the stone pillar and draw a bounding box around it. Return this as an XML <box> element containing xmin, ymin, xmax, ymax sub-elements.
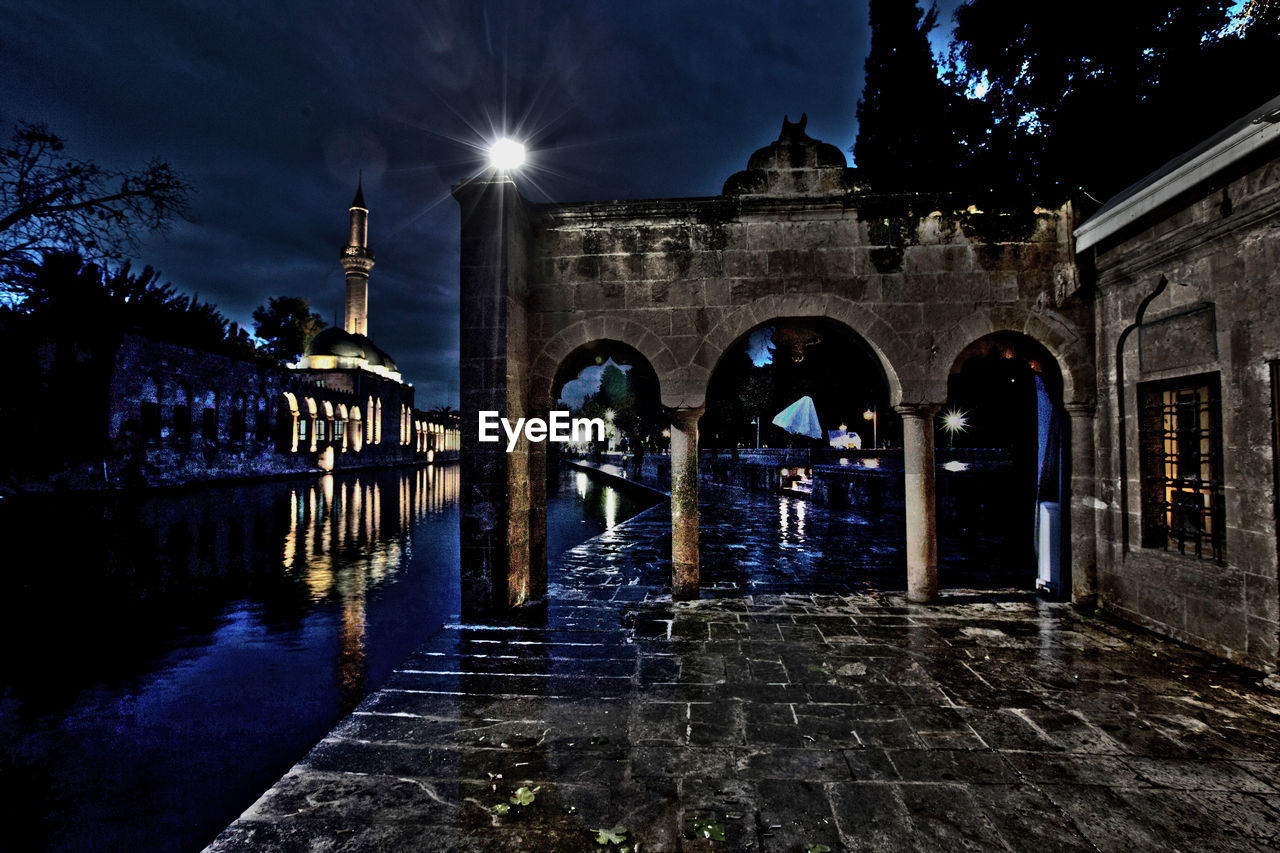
<box><xmin>669</xmin><ymin>406</ymin><xmax>704</xmax><ymax>601</ymax></box>
<box><xmin>897</xmin><ymin>404</ymin><xmax>940</xmax><ymax>603</ymax></box>
<box><xmin>453</xmin><ymin>173</ymin><xmax>535</xmax><ymax>617</ymax></box>
<box><xmin>1066</xmin><ymin>402</ymin><xmax>1098</xmax><ymax>606</ymax></box>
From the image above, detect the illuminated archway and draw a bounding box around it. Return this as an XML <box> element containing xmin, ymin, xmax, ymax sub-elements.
<box><xmin>305</xmin><ymin>397</ymin><xmax>318</xmax><ymax>453</ymax></box>
<box><xmin>350</xmin><ymin>406</ymin><xmax>363</xmax><ymax>452</ymax></box>
<box><xmin>282</xmin><ymin>392</ymin><xmax>300</xmax><ymax>453</ymax></box>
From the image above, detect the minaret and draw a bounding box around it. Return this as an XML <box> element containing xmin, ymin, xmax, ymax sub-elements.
<box><xmin>340</xmin><ymin>176</ymin><xmax>375</xmax><ymax>337</ymax></box>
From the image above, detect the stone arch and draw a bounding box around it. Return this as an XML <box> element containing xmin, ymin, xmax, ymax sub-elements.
<box><xmin>531</xmin><ymin>316</ymin><xmax>674</xmax><ymax>411</ymax></box>
<box><xmin>255</xmin><ymin>395</ymin><xmax>269</xmax><ymax>442</ymax></box>
<box><xmin>702</xmin><ymin>313</ymin><xmax>897</xmax><ymax>451</ymax></box>
<box><xmin>231</xmin><ymin>393</ymin><xmax>247</xmax><ymax>442</ymax></box>
<box><xmin>933</xmin><ymin>308</ymin><xmax>1093</xmax><ymax>406</ymax></box>
<box><xmin>282</xmin><ymin>392</ymin><xmax>300</xmax><ymax>453</ymax></box>
<box><xmin>696</xmin><ymin>294</ymin><xmax>914</xmax><ymax>408</ymax></box>
<box><xmin>941</xmin><ymin>328</ymin><xmax>1087</xmax><ymax>599</ymax></box>
<box><xmin>140</xmin><ymin>375</ymin><xmax>161</xmax><ymax>441</ymax></box>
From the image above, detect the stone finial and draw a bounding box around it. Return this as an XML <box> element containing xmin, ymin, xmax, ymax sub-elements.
<box><xmin>722</xmin><ymin>114</ymin><xmax>852</xmax><ymax>198</ymax></box>
<box><xmin>779</xmin><ymin>113</ymin><xmax>809</xmax><ymax>143</ymax></box>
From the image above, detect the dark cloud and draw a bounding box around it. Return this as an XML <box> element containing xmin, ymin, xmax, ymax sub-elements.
<box><xmin>0</xmin><ymin>0</ymin><xmax>875</xmax><ymax>403</ymax></box>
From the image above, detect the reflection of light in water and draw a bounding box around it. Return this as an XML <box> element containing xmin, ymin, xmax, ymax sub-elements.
<box><xmin>305</xmin><ymin>561</ymin><xmax>334</xmax><ymax>599</ymax></box>
<box><xmin>779</xmin><ymin>499</ymin><xmax>789</xmax><ymax>536</ymax></box>
<box><xmin>795</xmin><ymin>499</ymin><xmax>806</xmax><ymax>537</ymax></box>
<box><xmin>862</xmin><ymin>458</ymin><xmax>880</xmax><ymax>469</ymax></box>
<box><xmin>283</xmin><ymin>490</ymin><xmax>298</xmax><ymax>568</ymax></box>
<box><xmin>322</xmin><ymin>473</ymin><xmax>334</xmax><ymax>505</ymax></box>
<box><xmin>604</xmin><ymin>487</ymin><xmax>618</xmax><ymax>530</ymax></box>
<box><xmin>575</xmin><ymin>471</ymin><xmax>589</xmax><ymax>501</ymax></box>
<box><xmin>943</xmin><ymin>460</ymin><xmax>968</xmax><ymax>472</ymax></box>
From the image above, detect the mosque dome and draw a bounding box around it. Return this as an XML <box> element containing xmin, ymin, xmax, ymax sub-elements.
<box><xmin>304</xmin><ymin>327</ymin><xmax>399</xmax><ymax>375</ymax></box>
<box><xmin>308</xmin><ymin>327</ymin><xmax>367</xmax><ymax>359</ymax></box>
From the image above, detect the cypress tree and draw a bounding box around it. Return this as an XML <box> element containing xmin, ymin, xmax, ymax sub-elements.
<box><xmin>854</xmin><ymin>0</ymin><xmax>958</xmax><ymax>193</ymax></box>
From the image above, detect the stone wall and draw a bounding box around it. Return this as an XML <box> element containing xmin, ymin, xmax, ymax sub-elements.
<box><xmin>524</xmin><ymin>192</ymin><xmax>1093</xmax><ymax>413</ymax></box>
<box><xmin>1087</xmin><ymin>142</ymin><xmax>1280</xmax><ymax>670</ymax></box>
<box><xmin>83</xmin><ymin>334</ymin><xmax>429</xmax><ymax>489</ymax></box>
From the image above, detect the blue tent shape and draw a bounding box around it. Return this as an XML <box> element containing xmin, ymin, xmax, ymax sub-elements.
<box><xmin>772</xmin><ymin>395</ymin><xmax>823</xmax><ymax>439</ymax></box>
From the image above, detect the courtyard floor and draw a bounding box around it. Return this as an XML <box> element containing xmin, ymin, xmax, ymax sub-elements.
<box><xmin>207</xmin><ymin>484</ymin><xmax>1280</xmax><ymax>852</ymax></box>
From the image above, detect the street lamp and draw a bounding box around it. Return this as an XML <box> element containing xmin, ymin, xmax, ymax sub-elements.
<box><xmin>488</xmin><ymin>137</ymin><xmax>526</xmax><ymax>172</ymax></box>
<box><xmin>863</xmin><ymin>406</ymin><xmax>877</xmax><ymax>449</ymax></box>
<box><xmin>940</xmin><ymin>408</ymin><xmax>968</xmax><ymax>448</ymax></box>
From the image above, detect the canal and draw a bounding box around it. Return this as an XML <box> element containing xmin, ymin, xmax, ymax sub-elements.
<box><xmin>0</xmin><ymin>463</ymin><xmax>659</xmax><ymax>853</ymax></box>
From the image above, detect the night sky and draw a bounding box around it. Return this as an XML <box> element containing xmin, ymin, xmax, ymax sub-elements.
<box><xmin>0</xmin><ymin>0</ymin><xmax>973</xmax><ymax>405</ymax></box>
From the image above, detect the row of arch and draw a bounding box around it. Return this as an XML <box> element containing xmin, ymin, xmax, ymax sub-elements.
<box><xmin>282</xmin><ymin>392</ymin><xmax>377</xmax><ymax>455</ymax></box>
<box><xmin>529</xmin><ymin>295</ymin><xmax>1091</xmax><ymax>412</ymax></box>
<box><xmin>530</xmin><ymin>307</ymin><xmax>1096</xmax><ymax>606</ymax></box>
<box><xmin>138</xmin><ymin>376</ymin><xmax>271</xmax><ymax>445</ymax></box>
<box><xmin>280</xmin><ymin>393</ymin><xmax>461</xmax><ymax>462</ymax></box>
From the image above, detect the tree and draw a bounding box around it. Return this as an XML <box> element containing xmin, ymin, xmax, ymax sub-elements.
<box><xmin>3</xmin><ymin>251</ymin><xmax>260</xmax><ymax>474</ymax></box>
<box><xmin>16</xmin><ymin>249</ymin><xmax>258</xmax><ymax>358</ymax></box>
<box><xmin>946</xmin><ymin>1</ymin><xmax>1272</xmax><ymax>205</ymax></box>
<box><xmin>0</xmin><ymin>122</ymin><xmax>191</xmax><ymax>291</ymax></box>
<box><xmin>252</xmin><ymin>296</ymin><xmax>326</xmax><ymax>363</ymax></box>
<box><xmin>854</xmin><ymin>0</ymin><xmax>960</xmax><ymax>192</ymax></box>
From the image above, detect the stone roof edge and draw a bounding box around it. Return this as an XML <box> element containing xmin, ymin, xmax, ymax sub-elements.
<box><xmin>528</xmin><ymin>194</ymin><xmax>848</xmax><ymax>223</ymax></box>
<box><xmin>1074</xmin><ymin>93</ymin><xmax>1280</xmax><ymax>253</ymax></box>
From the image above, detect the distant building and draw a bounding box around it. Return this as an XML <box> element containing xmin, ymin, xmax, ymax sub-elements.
<box><xmin>8</xmin><ymin>183</ymin><xmax>458</xmax><ymax>490</ymax></box>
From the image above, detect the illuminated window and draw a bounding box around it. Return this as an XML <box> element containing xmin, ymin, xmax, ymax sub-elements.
<box><xmin>1139</xmin><ymin>374</ymin><xmax>1224</xmax><ymax>561</ymax></box>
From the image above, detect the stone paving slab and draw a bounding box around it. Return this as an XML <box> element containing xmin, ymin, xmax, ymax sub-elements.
<box><xmin>207</xmin><ymin>487</ymin><xmax>1280</xmax><ymax>852</ymax></box>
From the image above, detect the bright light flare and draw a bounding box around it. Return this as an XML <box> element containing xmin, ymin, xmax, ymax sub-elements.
<box><xmin>488</xmin><ymin>137</ymin><xmax>526</xmax><ymax>171</ymax></box>
<box><xmin>940</xmin><ymin>408</ymin><xmax>969</xmax><ymax>435</ymax></box>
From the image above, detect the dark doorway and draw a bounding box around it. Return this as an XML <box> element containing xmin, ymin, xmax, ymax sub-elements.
<box><xmin>943</xmin><ymin>333</ymin><xmax>1066</xmax><ymax>593</ymax></box>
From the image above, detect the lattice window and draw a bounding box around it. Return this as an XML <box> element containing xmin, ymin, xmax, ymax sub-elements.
<box><xmin>1139</xmin><ymin>374</ymin><xmax>1224</xmax><ymax>561</ymax></box>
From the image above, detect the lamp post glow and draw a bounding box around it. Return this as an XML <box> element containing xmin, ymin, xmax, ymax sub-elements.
<box><xmin>940</xmin><ymin>408</ymin><xmax>968</xmax><ymax>448</ymax></box>
<box><xmin>863</xmin><ymin>406</ymin><xmax>877</xmax><ymax>449</ymax></box>
<box><xmin>488</xmin><ymin>137</ymin><xmax>526</xmax><ymax>171</ymax></box>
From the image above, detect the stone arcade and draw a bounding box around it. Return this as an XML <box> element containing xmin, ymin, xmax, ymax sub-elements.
<box><xmin>455</xmin><ymin>102</ymin><xmax>1280</xmax><ymax>671</ymax></box>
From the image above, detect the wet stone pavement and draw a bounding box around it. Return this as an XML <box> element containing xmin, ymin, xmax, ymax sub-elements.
<box><xmin>207</xmin><ymin>485</ymin><xmax>1280</xmax><ymax>852</ymax></box>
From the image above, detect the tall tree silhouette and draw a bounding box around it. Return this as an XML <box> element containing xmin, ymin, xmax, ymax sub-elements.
<box><xmin>854</xmin><ymin>0</ymin><xmax>958</xmax><ymax>192</ymax></box>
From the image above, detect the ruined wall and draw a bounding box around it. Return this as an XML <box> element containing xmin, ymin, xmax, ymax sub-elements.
<box><xmin>1088</xmin><ymin>146</ymin><xmax>1280</xmax><ymax>670</ymax></box>
<box><xmin>102</xmin><ymin>334</ymin><xmax>425</xmax><ymax>488</ymax></box>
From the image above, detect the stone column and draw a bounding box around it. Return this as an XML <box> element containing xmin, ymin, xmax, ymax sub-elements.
<box><xmin>897</xmin><ymin>404</ymin><xmax>940</xmax><ymax>603</ymax></box>
<box><xmin>453</xmin><ymin>173</ymin><xmax>535</xmax><ymax>617</ymax></box>
<box><xmin>669</xmin><ymin>406</ymin><xmax>704</xmax><ymax>601</ymax></box>
<box><xmin>1065</xmin><ymin>402</ymin><xmax>1098</xmax><ymax>606</ymax></box>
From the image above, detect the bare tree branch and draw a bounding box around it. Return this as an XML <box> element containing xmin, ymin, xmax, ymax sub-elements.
<box><xmin>0</xmin><ymin>122</ymin><xmax>193</xmax><ymax>291</ymax></box>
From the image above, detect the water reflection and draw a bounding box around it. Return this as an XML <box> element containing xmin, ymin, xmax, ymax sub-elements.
<box><xmin>0</xmin><ymin>463</ymin><xmax>461</xmax><ymax>853</ymax></box>
<box><xmin>547</xmin><ymin>465</ymin><xmax>661</xmax><ymax>559</ymax></box>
